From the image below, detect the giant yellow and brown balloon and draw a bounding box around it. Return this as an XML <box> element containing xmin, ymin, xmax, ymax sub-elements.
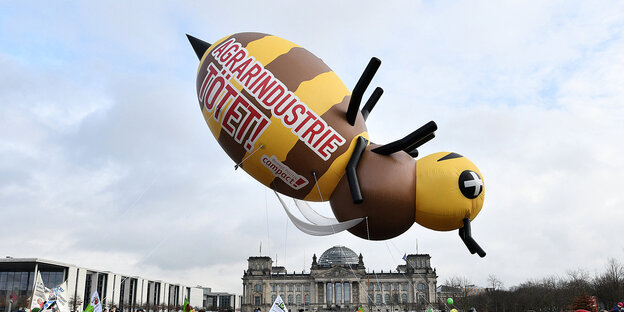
<box><xmin>189</xmin><ymin>32</ymin><xmax>486</xmax><ymax>256</ymax></box>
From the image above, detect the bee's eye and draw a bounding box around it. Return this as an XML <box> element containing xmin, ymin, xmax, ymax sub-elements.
<box><xmin>459</xmin><ymin>170</ymin><xmax>483</xmax><ymax>199</ymax></box>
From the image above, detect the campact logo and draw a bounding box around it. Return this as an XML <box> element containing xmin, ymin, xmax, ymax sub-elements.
<box><xmin>261</xmin><ymin>155</ymin><xmax>309</xmax><ymax>190</ymax></box>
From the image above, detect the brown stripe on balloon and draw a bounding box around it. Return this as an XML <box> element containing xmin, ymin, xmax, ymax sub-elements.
<box><xmin>217</xmin><ymin>125</ymin><xmax>247</xmax><ymax>165</ymax></box>
<box><xmin>233</xmin><ymin>32</ymin><xmax>270</xmax><ymax>48</ymax></box>
<box><xmin>262</xmin><ymin>47</ymin><xmax>338</xmax><ymax>197</ymax></box>
<box><xmin>240</xmin><ymin>87</ymin><xmax>271</xmax><ymax>120</ymax></box>
<box><xmin>212</xmin><ymin>33</ymin><xmax>270</xmax><ymax>164</ymax></box>
<box><xmin>272</xmin><ymin>95</ymin><xmax>368</xmax><ymax>199</ymax></box>
<box><xmin>214</xmin><ymin>85</ymin><xmax>274</xmax><ymax>165</ymax></box>
<box><xmin>264</xmin><ymin>47</ymin><xmax>331</xmax><ymax>92</ymax></box>
<box><xmin>196</xmin><ymin>36</ymin><xmax>232</xmax><ymax>110</ymax></box>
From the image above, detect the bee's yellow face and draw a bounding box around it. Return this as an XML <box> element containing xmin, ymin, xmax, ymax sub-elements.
<box><xmin>415</xmin><ymin>152</ymin><xmax>484</xmax><ymax>231</ymax></box>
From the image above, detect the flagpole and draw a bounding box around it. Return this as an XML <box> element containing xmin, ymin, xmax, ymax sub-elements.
<box><xmin>30</xmin><ymin>263</ymin><xmax>39</xmax><ymax>308</ymax></box>
<box><xmin>416</xmin><ymin>238</ymin><xmax>418</xmax><ymax>254</ymax></box>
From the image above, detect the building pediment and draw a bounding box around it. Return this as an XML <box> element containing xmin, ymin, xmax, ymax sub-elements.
<box><xmin>312</xmin><ymin>266</ymin><xmax>363</xmax><ymax>279</ymax></box>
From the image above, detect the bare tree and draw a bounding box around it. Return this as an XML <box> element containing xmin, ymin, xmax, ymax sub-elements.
<box><xmin>487</xmin><ymin>274</ymin><xmax>504</xmax><ymax>291</ymax></box>
<box><xmin>594</xmin><ymin>258</ymin><xmax>624</xmax><ymax>309</ymax></box>
<box><xmin>444</xmin><ymin>276</ymin><xmax>473</xmax><ymax>312</ymax></box>
<box><xmin>69</xmin><ymin>294</ymin><xmax>83</xmax><ymax>312</ymax></box>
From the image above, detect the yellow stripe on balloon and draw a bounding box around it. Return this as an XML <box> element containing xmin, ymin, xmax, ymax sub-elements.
<box><xmin>304</xmin><ymin>131</ymin><xmax>369</xmax><ymax>201</ymax></box>
<box><xmin>295</xmin><ymin>71</ymin><xmax>350</xmax><ymax>116</ymax></box>
<box><xmin>245</xmin><ymin>36</ymin><xmax>299</xmax><ymax>65</ymax></box>
<box><xmin>202</xmin><ymin>105</ymin><xmax>221</xmax><ymax>139</ymax></box>
<box><xmin>236</xmin><ymin>36</ymin><xmax>300</xmax><ymax>185</ymax></box>
<box><xmin>238</xmin><ymin>70</ymin><xmax>352</xmax><ymax>189</ymax></box>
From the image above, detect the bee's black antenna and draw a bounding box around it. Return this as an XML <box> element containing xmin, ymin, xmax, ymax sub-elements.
<box><xmin>372</xmin><ymin>121</ymin><xmax>437</xmax><ymax>156</ymax></box>
<box><xmin>346</xmin><ymin>57</ymin><xmax>381</xmax><ymax>126</ymax></box>
<box><xmin>187</xmin><ymin>34</ymin><xmax>212</xmax><ymax>60</ymax></box>
<box><xmin>360</xmin><ymin>87</ymin><xmax>384</xmax><ymax>121</ymax></box>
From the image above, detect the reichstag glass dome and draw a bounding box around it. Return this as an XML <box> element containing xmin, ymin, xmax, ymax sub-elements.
<box><xmin>318</xmin><ymin>245</ymin><xmax>358</xmax><ymax>266</ymax></box>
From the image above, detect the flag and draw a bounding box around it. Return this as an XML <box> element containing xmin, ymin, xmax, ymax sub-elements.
<box><xmin>358</xmin><ymin>307</ymin><xmax>365</xmax><ymax>312</ymax></box>
<box><xmin>83</xmin><ymin>291</ymin><xmax>102</xmax><ymax>312</ymax></box>
<box><xmin>402</xmin><ymin>253</ymin><xmax>407</xmax><ymax>261</ymax></box>
<box><xmin>31</xmin><ymin>272</ymin><xmax>48</xmax><ymax>310</ymax></box>
<box><xmin>52</xmin><ymin>281</ymin><xmax>70</xmax><ymax>312</ymax></box>
<box><xmin>183</xmin><ymin>296</ymin><xmax>191</xmax><ymax>312</ymax></box>
<box><xmin>41</xmin><ymin>300</ymin><xmax>57</xmax><ymax>312</ymax></box>
<box><xmin>269</xmin><ymin>295</ymin><xmax>287</xmax><ymax>312</ymax></box>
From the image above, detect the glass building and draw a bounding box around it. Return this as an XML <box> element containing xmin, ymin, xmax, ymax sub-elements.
<box><xmin>0</xmin><ymin>258</ymin><xmax>204</xmax><ymax>312</ymax></box>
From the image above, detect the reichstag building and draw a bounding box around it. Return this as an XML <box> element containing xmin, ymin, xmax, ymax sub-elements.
<box><xmin>241</xmin><ymin>246</ymin><xmax>437</xmax><ymax>312</ymax></box>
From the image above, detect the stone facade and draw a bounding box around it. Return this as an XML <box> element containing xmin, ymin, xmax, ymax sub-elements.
<box><xmin>241</xmin><ymin>246</ymin><xmax>437</xmax><ymax>312</ymax></box>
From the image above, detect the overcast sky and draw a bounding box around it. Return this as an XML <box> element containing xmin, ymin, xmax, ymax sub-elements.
<box><xmin>1</xmin><ymin>0</ymin><xmax>624</xmax><ymax>297</ymax></box>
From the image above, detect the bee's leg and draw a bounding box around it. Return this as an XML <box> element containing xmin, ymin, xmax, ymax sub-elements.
<box><xmin>360</xmin><ymin>87</ymin><xmax>383</xmax><ymax>121</ymax></box>
<box><xmin>404</xmin><ymin>133</ymin><xmax>436</xmax><ymax>157</ymax></box>
<box><xmin>459</xmin><ymin>218</ymin><xmax>486</xmax><ymax>257</ymax></box>
<box><xmin>346</xmin><ymin>136</ymin><xmax>368</xmax><ymax>204</ymax></box>
<box><xmin>371</xmin><ymin>121</ymin><xmax>437</xmax><ymax>156</ymax></box>
<box><xmin>346</xmin><ymin>57</ymin><xmax>381</xmax><ymax>126</ymax></box>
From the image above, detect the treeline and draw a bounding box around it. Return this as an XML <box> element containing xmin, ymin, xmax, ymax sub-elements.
<box><xmin>450</xmin><ymin>258</ymin><xmax>624</xmax><ymax>312</ymax></box>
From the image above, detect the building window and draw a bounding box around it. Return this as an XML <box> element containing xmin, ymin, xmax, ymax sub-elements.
<box><xmin>40</xmin><ymin>271</ymin><xmax>63</xmax><ymax>288</ymax></box>
<box><xmin>344</xmin><ymin>283</ymin><xmax>350</xmax><ymax>304</ymax></box>
<box><xmin>401</xmin><ymin>283</ymin><xmax>407</xmax><ymax>291</ymax></box>
<box><xmin>254</xmin><ymin>284</ymin><xmax>263</xmax><ymax>292</ymax></box>
<box><xmin>304</xmin><ymin>284</ymin><xmax>310</xmax><ymax>292</ymax></box>
<box><xmin>335</xmin><ymin>283</ymin><xmax>342</xmax><ymax>304</ymax></box>
<box><xmin>326</xmin><ymin>283</ymin><xmax>333</xmax><ymax>304</ymax></box>
<box><xmin>304</xmin><ymin>294</ymin><xmax>310</xmax><ymax>304</ymax></box>
<box><xmin>418</xmin><ymin>294</ymin><xmax>426</xmax><ymax>304</ymax></box>
<box><xmin>401</xmin><ymin>294</ymin><xmax>407</xmax><ymax>303</ymax></box>
<box><xmin>368</xmin><ymin>283</ymin><xmax>373</xmax><ymax>291</ymax></box>
<box><xmin>296</xmin><ymin>294</ymin><xmax>302</xmax><ymax>305</ymax></box>
<box><xmin>272</xmin><ymin>284</ymin><xmax>276</xmax><ymax>292</ymax></box>
<box><xmin>375</xmin><ymin>284</ymin><xmax>381</xmax><ymax>291</ymax></box>
<box><xmin>83</xmin><ymin>273</ymin><xmax>93</xmax><ymax>309</ymax></box>
<box><xmin>280</xmin><ymin>285</ymin><xmax>284</xmax><ymax>292</ymax></box>
<box><xmin>288</xmin><ymin>294</ymin><xmax>293</xmax><ymax>305</ymax></box>
<box><xmin>289</xmin><ymin>284</ymin><xmax>294</xmax><ymax>291</ymax></box>
<box><xmin>384</xmin><ymin>294</ymin><xmax>390</xmax><ymax>304</ymax></box>
<box><xmin>272</xmin><ymin>295</ymin><xmax>276</xmax><ymax>303</ymax></box>
<box><xmin>383</xmin><ymin>283</ymin><xmax>390</xmax><ymax>291</ymax></box>
<box><xmin>296</xmin><ymin>284</ymin><xmax>301</xmax><ymax>292</ymax></box>
<box><xmin>375</xmin><ymin>294</ymin><xmax>382</xmax><ymax>304</ymax></box>
<box><xmin>393</xmin><ymin>283</ymin><xmax>398</xmax><ymax>291</ymax></box>
<box><xmin>255</xmin><ymin>296</ymin><xmax>261</xmax><ymax>306</ymax></box>
<box><xmin>220</xmin><ymin>296</ymin><xmax>232</xmax><ymax>308</ymax></box>
<box><xmin>417</xmin><ymin>283</ymin><xmax>426</xmax><ymax>291</ymax></box>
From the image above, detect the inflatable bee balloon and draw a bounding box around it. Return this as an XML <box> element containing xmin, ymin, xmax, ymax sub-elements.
<box><xmin>188</xmin><ymin>32</ymin><xmax>486</xmax><ymax>257</ymax></box>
